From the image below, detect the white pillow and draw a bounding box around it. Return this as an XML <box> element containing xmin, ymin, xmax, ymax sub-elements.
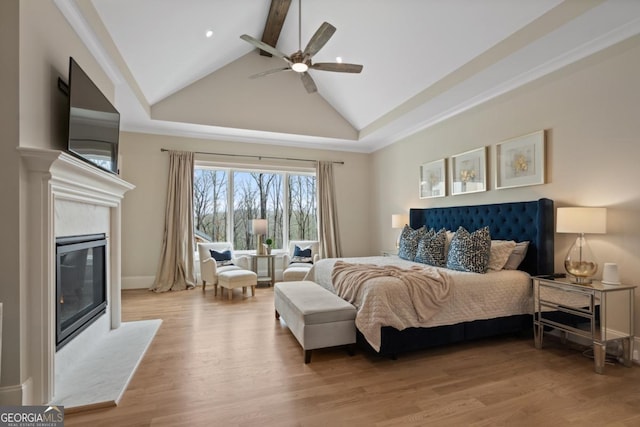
<box><xmin>488</xmin><ymin>240</ymin><xmax>516</xmax><ymax>271</ymax></box>
<box><xmin>503</xmin><ymin>241</ymin><xmax>530</xmax><ymax>270</ymax></box>
<box><xmin>289</xmin><ymin>241</ymin><xmax>319</xmax><ymax>257</ymax></box>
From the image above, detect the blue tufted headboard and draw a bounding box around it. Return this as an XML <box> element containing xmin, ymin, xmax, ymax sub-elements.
<box><xmin>409</xmin><ymin>198</ymin><xmax>554</xmax><ymax>276</ymax></box>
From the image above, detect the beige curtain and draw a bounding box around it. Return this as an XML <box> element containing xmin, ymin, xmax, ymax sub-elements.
<box><xmin>316</xmin><ymin>161</ymin><xmax>342</xmax><ymax>258</ymax></box>
<box><xmin>151</xmin><ymin>150</ymin><xmax>196</xmax><ymax>292</ymax></box>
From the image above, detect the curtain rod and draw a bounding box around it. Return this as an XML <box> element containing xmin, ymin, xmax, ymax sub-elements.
<box><xmin>160</xmin><ymin>148</ymin><xmax>344</xmax><ymax>165</ymax></box>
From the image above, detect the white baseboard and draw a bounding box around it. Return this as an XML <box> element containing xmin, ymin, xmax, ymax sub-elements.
<box><xmin>0</xmin><ymin>378</ymin><xmax>31</xmax><ymax>405</ymax></box>
<box><xmin>548</xmin><ymin>330</ymin><xmax>639</xmax><ymax>365</ymax></box>
<box><xmin>121</xmin><ymin>276</ymin><xmax>206</xmax><ymax>289</ymax></box>
<box><xmin>121</xmin><ymin>276</ymin><xmax>154</xmax><ymax>290</ymax></box>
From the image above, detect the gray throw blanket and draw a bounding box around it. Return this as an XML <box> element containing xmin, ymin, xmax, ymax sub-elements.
<box><xmin>331</xmin><ymin>261</ymin><xmax>452</xmax><ymax>351</ymax></box>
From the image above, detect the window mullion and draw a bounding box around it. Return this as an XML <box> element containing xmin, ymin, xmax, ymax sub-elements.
<box><xmin>283</xmin><ymin>172</ymin><xmax>290</xmax><ymax>251</ymax></box>
<box><xmin>227</xmin><ymin>168</ymin><xmax>233</xmax><ymax>244</ymax></box>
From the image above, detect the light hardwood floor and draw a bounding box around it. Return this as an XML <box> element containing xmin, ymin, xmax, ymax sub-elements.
<box><xmin>66</xmin><ymin>286</ymin><xmax>640</xmax><ymax>426</ymax></box>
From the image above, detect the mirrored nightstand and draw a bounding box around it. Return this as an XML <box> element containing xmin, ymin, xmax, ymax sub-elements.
<box><xmin>532</xmin><ymin>276</ymin><xmax>635</xmax><ymax>374</ymax></box>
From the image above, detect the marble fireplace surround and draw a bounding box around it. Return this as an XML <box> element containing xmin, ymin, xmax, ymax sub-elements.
<box><xmin>20</xmin><ymin>148</ymin><xmax>160</xmax><ymax>409</ymax></box>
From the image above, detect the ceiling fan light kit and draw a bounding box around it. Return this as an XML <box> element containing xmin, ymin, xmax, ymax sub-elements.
<box><xmin>240</xmin><ymin>0</ymin><xmax>363</xmax><ymax>94</ymax></box>
<box><xmin>291</xmin><ymin>62</ymin><xmax>309</xmax><ymax>73</ymax></box>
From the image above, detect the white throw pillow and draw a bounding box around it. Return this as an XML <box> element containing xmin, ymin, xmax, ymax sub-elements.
<box><xmin>488</xmin><ymin>240</ymin><xmax>516</xmax><ymax>271</ymax></box>
<box><xmin>503</xmin><ymin>241</ymin><xmax>530</xmax><ymax>270</ymax></box>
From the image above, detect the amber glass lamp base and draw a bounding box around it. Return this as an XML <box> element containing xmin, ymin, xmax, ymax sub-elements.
<box><xmin>564</xmin><ymin>235</ymin><xmax>598</xmax><ymax>285</ymax></box>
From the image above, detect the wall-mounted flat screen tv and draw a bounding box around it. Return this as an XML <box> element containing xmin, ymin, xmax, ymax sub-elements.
<box><xmin>67</xmin><ymin>57</ymin><xmax>120</xmax><ymax>174</ymax></box>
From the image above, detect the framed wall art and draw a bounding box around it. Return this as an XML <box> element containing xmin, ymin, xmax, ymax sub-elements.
<box><xmin>449</xmin><ymin>147</ymin><xmax>487</xmax><ymax>195</ymax></box>
<box><xmin>419</xmin><ymin>159</ymin><xmax>446</xmax><ymax>198</ymax></box>
<box><xmin>495</xmin><ymin>130</ymin><xmax>545</xmax><ymax>189</ymax></box>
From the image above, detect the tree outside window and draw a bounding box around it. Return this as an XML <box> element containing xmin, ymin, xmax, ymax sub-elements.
<box><xmin>193</xmin><ymin>169</ymin><xmax>227</xmax><ymax>241</ymax></box>
<box><xmin>233</xmin><ymin>171</ymin><xmax>283</xmax><ymax>250</ymax></box>
<box><xmin>288</xmin><ymin>174</ymin><xmax>317</xmax><ymax>241</ymax></box>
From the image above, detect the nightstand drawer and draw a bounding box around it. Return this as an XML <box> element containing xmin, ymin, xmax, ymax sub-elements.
<box><xmin>538</xmin><ymin>284</ymin><xmax>592</xmax><ymax>311</ymax></box>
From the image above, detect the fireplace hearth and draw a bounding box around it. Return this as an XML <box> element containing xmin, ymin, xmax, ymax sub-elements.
<box><xmin>56</xmin><ymin>234</ymin><xmax>107</xmax><ymax>349</ymax></box>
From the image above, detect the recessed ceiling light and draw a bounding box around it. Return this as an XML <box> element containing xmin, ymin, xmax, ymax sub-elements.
<box><xmin>205</xmin><ymin>30</ymin><xmax>214</xmax><ymax>38</ymax></box>
<box><xmin>336</xmin><ymin>56</ymin><xmax>343</xmax><ymax>63</ymax></box>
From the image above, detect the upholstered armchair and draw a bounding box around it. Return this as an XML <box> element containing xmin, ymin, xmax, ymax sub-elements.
<box><xmin>197</xmin><ymin>242</ymin><xmax>249</xmax><ymax>292</ymax></box>
<box><xmin>282</xmin><ymin>240</ymin><xmax>320</xmax><ymax>281</ymax></box>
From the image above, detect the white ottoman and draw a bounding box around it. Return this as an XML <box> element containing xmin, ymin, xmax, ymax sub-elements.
<box><xmin>282</xmin><ymin>265</ymin><xmax>311</xmax><ymax>281</ymax></box>
<box><xmin>275</xmin><ymin>281</ymin><xmax>356</xmax><ymax>363</ymax></box>
<box><xmin>217</xmin><ymin>270</ymin><xmax>258</xmax><ymax>300</ymax></box>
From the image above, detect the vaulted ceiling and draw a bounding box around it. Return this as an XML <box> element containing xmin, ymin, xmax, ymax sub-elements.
<box><xmin>58</xmin><ymin>0</ymin><xmax>640</xmax><ymax>152</ymax></box>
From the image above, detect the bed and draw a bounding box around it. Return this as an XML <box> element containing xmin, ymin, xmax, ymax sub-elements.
<box><xmin>308</xmin><ymin>198</ymin><xmax>555</xmax><ymax>357</ymax></box>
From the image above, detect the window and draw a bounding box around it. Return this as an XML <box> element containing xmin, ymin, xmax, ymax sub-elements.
<box><xmin>194</xmin><ymin>166</ymin><xmax>317</xmax><ymax>250</ymax></box>
<box><xmin>193</xmin><ymin>169</ymin><xmax>227</xmax><ymax>241</ymax></box>
<box><xmin>288</xmin><ymin>174</ymin><xmax>316</xmax><ymax>241</ymax></box>
<box><xmin>232</xmin><ymin>171</ymin><xmax>283</xmax><ymax>250</ymax></box>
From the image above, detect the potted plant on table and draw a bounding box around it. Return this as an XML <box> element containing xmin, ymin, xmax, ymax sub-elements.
<box><xmin>264</xmin><ymin>238</ymin><xmax>273</xmax><ymax>255</ymax></box>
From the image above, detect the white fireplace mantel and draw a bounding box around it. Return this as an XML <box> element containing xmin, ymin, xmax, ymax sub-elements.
<box><xmin>19</xmin><ymin>148</ymin><xmax>134</xmax><ymax>206</ymax></box>
<box><xmin>18</xmin><ymin>147</ymin><xmax>134</xmax><ymax>405</ymax></box>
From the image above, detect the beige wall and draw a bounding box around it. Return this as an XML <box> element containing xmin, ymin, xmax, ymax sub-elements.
<box><xmin>371</xmin><ymin>35</ymin><xmax>640</xmax><ymax>334</ymax></box>
<box><xmin>0</xmin><ymin>0</ymin><xmax>114</xmax><ymax>403</ymax></box>
<box><xmin>18</xmin><ymin>1</ymin><xmax>113</xmax><ymax>150</ymax></box>
<box><xmin>152</xmin><ymin>53</ymin><xmax>358</xmax><ymax>140</ymax></box>
<box><xmin>0</xmin><ymin>0</ymin><xmax>21</xmax><ymax>391</ymax></box>
<box><xmin>119</xmin><ymin>132</ymin><xmax>371</xmax><ymax>284</ymax></box>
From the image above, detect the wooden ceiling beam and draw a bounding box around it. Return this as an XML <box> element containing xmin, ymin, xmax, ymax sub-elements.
<box><xmin>260</xmin><ymin>0</ymin><xmax>292</xmax><ymax>57</ymax></box>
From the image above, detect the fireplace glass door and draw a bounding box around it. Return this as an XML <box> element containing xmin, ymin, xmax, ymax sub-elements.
<box><xmin>56</xmin><ymin>234</ymin><xmax>107</xmax><ymax>349</ymax></box>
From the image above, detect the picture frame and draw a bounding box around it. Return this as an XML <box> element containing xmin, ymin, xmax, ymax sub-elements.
<box><xmin>419</xmin><ymin>159</ymin><xmax>446</xmax><ymax>198</ymax></box>
<box><xmin>495</xmin><ymin>130</ymin><xmax>545</xmax><ymax>189</ymax></box>
<box><xmin>449</xmin><ymin>147</ymin><xmax>487</xmax><ymax>195</ymax></box>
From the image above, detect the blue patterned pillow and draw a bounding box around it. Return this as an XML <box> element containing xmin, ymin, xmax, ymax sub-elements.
<box><xmin>446</xmin><ymin>226</ymin><xmax>491</xmax><ymax>273</ymax></box>
<box><xmin>398</xmin><ymin>225</ymin><xmax>429</xmax><ymax>261</ymax></box>
<box><xmin>415</xmin><ymin>228</ymin><xmax>447</xmax><ymax>267</ymax></box>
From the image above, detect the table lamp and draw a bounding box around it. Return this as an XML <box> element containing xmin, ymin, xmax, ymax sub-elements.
<box><xmin>556</xmin><ymin>207</ymin><xmax>606</xmax><ymax>284</ymax></box>
<box><xmin>392</xmin><ymin>214</ymin><xmax>409</xmax><ymax>249</ymax></box>
<box><xmin>251</xmin><ymin>219</ymin><xmax>267</xmax><ymax>255</ymax></box>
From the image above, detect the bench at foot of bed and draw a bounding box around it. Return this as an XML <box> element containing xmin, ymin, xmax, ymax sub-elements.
<box><xmin>274</xmin><ymin>281</ymin><xmax>357</xmax><ymax>363</ymax></box>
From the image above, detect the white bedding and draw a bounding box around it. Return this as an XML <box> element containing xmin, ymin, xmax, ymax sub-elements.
<box><xmin>307</xmin><ymin>256</ymin><xmax>534</xmax><ymax>349</ymax></box>
<box><xmin>330</xmin><ymin>261</ymin><xmax>453</xmax><ymax>351</ymax></box>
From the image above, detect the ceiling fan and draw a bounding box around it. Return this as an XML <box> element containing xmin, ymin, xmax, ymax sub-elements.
<box><xmin>240</xmin><ymin>0</ymin><xmax>363</xmax><ymax>94</ymax></box>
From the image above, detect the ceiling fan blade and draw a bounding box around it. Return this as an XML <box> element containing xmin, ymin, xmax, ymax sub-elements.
<box><xmin>311</xmin><ymin>63</ymin><xmax>363</xmax><ymax>73</ymax></box>
<box><xmin>240</xmin><ymin>34</ymin><xmax>291</xmax><ymax>63</ymax></box>
<box><xmin>300</xmin><ymin>72</ymin><xmax>317</xmax><ymax>94</ymax></box>
<box><xmin>249</xmin><ymin>67</ymin><xmax>291</xmax><ymax>79</ymax></box>
<box><xmin>302</xmin><ymin>22</ymin><xmax>336</xmax><ymax>58</ymax></box>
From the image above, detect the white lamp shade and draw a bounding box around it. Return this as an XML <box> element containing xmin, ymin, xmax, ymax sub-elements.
<box><xmin>392</xmin><ymin>214</ymin><xmax>409</xmax><ymax>229</ymax></box>
<box><xmin>556</xmin><ymin>207</ymin><xmax>606</xmax><ymax>234</ymax></box>
<box><xmin>251</xmin><ymin>219</ymin><xmax>267</xmax><ymax>235</ymax></box>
